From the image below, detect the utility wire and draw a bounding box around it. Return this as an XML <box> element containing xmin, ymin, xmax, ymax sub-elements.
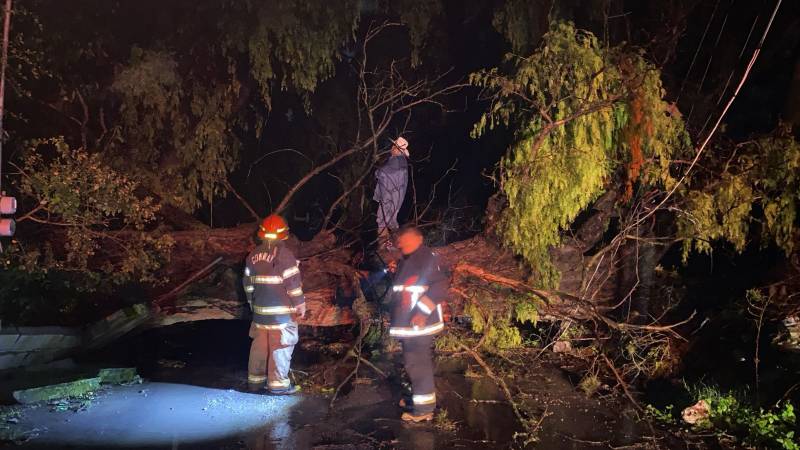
<box><xmin>696</xmin><ymin>0</ymin><xmax>731</xmax><ymax>95</ymax></box>
<box><xmin>677</xmin><ymin>0</ymin><xmax>721</xmax><ymax>103</ymax></box>
<box><xmin>695</xmin><ymin>1</ymin><xmax>730</xmax><ymax>139</ymax></box>
<box><xmin>625</xmin><ymin>0</ymin><xmax>783</xmax><ymax>233</ymax></box>
<box><xmin>689</xmin><ymin>0</ymin><xmax>736</xmax><ymax>128</ymax></box>
<box><xmin>715</xmin><ymin>12</ymin><xmax>760</xmax><ymax>106</ymax></box>
<box><xmin>697</xmin><ymin>5</ymin><xmax>761</xmax><ymax>138</ymax></box>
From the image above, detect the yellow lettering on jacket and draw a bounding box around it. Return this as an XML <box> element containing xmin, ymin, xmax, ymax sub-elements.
<box><xmin>250</xmin><ymin>250</ymin><xmax>276</xmax><ymax>265</ymax></box>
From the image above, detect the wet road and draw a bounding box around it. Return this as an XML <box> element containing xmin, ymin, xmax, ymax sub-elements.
<box><xmin>1</xmin><ymin>320</ymin><xmax>672</xmax><ymax>449</ymax></box>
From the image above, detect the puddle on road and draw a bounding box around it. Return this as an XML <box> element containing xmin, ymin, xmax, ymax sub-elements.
<box><xmin>1</xmin><ymin>321</ymin><xmax>670</xmax><ymax>449</ymax></box>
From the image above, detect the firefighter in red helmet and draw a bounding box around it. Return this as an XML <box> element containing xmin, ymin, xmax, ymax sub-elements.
<box><xmin>389</xmin><ymin>225</ymin><xmax>449</xmax><ymax>422</ymax></box>
<box><xmin>243</xmin><ymin>214</ymin><xmax>306</xmax><ymax>394</ymax></box>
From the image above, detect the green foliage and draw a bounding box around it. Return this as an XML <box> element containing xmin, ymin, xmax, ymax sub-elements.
<box><xmin>679</xmin><ymin>131</ymin><xmax>800</xmax><ymax>260</ymax></box>
<box><xmin>0</xmin><ymin>267</ymin><xmax>83</xmax><ymax>325</ymax></box>
<box><xmin>243</xmin><ymin>0</ymin><xmax>359</xmax><ymax>106</ymax></box>
<box><xmin>393</xmin><ymin>0</ymin><xmax>442</xmax><ymax>67</ymax></box>
<box><xmin>20</xmin><ymin>138</ymin><xmax>159</xmax><ymax>228</ymax></box>
<box><xmin>8</xmin><ymin>138</ymin><xmax>173</xmax><ymax>292</ymax></box>
<box><xmin>5</xmin><ymin>3</ymin><xmax>51</xmax><ymax>100</ymax></box>
<box><xmin>578</xmin><ymin>373</ymin><xmax>601</xmax><ymax>396</ymax></box>
<box><xmin>464</xmin><ymin>296</ymin><xmax>526</xmax><ymax>350</ymax></box>
<box><xmin>512</xmin><ymin>293</ymin><xmax>541</xmax><ymax>325</ymax></box>
<box><xmin>464</xmin><ymin>290</ymin><xmax>544</xmax><ymax>350</ymax></box>
<box><xmin>645</xmin><ymin>404</ymin><xmax>678</xmax><ymax>425</ymax></box>
<box><xmin>434</xmin><ymin>331</ymin><xmax>461</xmax><ymax>352</ymax></box>
<box><xmin>434</xmin><ymin>408</ymin><xmax>458</xmax><ymax>432</ymax></box>
<box><xmin>472</xmin><ymin>22</ymin><xmax>689</xmax><ymax>287</ymax></box>
<box><xmin>491</xmin><ymin>0</ymin><xmax>549</xmax><ymax>56</ymax></box>
<box><xmin>745</xmin><ymin>288</ymin><xmax>766</xmax><ymax>305</ymax></box>
<box><xmin>464</xmin><ymin>300</ymin><xmax>487</xmax><ymax>334</ymax></box>
<box><xmin>485</xmin><ymin>322</ymin><xmax>523</xmax><ymax>350</ymax></box>
<box><xmin>111</xmin><ymin>49</ymin><xmax>240</xmax><ymax>212</ymax></box>
<box><xmin>620</xmin><ymin>334</ymin><xmax>679</xmax><ymax>379</ymax></box>
<box><xmin>8</xmin><ymin>1</ymin><xmax>365</xmax><ymax>214</ymax></box>
<box><xmin>362</xmin><ymin>320</ymin><xmax>385</xmax><ymax>348</ymax></box>
<box><xmin>689</xmin><ymin>385</ymin><xmax>798</xmax><ymax>450</ymax></box>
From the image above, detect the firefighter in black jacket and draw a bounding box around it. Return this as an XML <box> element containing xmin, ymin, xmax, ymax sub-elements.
<box><xmin>243</xmin><ymin>214</ymin><xmax>306</xmax><ymax>395</ymax></box>
<box><xmin>389</xmin><ymin>225</ymin><xmax>449</xmax><ymax>422</ymax></box>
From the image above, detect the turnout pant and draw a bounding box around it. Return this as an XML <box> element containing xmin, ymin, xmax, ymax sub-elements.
<box><xmin>248</xmin><ymin>321</ymin><xmax>299</xmax><ymax>392</ymax></box>
<box><xmin>401</xmin><ymin>335</ymin><xmax>436</xmax><ymax>414</ymax></box>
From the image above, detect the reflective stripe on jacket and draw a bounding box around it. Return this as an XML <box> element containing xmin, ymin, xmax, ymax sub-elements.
<box><xmin>389</xmin><ymin>245</ymin><xmax>449</xmax><ymax>338</ymax></box>
<box><xmin>243</xmin><ymin>241</ymin><xmax>306</xmax><ymax>327</ymax></box>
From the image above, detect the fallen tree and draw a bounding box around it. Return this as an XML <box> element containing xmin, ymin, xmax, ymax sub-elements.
<box><xmin>1</xmin><ymin>20</ymin><xmax>466</xmax><ymax>328</ymax></box>
<box><xmin>145</xmin><ymin>188</ymin><xmax>628</xmax><ymax>328</ymax></box>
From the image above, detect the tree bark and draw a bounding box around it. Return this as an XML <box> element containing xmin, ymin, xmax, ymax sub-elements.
<box><xmin>149</xmin><ymin>199</ymin><xmax>628</xmax><ymax>327</ymax></box>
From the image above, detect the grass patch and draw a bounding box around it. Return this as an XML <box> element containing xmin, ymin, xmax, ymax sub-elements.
<box><xmin>434</xmin><ymin>408</ymin><xmax>458</xmax><ymax>432</ymax></box>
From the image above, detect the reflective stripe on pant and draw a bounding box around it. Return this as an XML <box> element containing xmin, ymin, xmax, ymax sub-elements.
<box><xmin>401</xmin><ymin>335</ymin><xmax>436</xmax><ymax>414</ymax></box>
<box><xmin>248</xmin><ymin>321</ymin><xmax>299</xmax><ymax>392</ymax></box>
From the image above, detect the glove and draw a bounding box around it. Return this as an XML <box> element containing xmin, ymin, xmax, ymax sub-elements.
<box><xmin>294</xmin><ymin>303</ymin><xmax>307</xmax><ymax>319</ymax></box>
<box><xmin>410</xmin><ymin>312</ymin><xmax>427</xmax><ymax>329</ymax></box>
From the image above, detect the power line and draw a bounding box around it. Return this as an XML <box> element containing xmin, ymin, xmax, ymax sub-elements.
<box><xmin>625</xmin><ymin>0</ymin><xmax>783</xmax><ymax>233</ymax></box>
<box><xmin>677</xmin><ymin>0</ymin><xmax>721</xmax><ymax>103</ymax></box>
<box><xmin>715</xmin><ymin>12</ymin><xmax>760</xmax><ymax>106</ymax></box>
<box><xmin>696</xmin><ymin>0</ymin><xmax>731</xmax><ymax>95</ymax></box>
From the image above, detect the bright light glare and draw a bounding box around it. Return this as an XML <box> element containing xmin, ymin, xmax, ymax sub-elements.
<box><xmin>12</xmin><ymin>382</ymin><xmax>300</xmax><ymax>447</ymax></box>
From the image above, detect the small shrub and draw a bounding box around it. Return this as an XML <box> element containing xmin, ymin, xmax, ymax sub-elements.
<box><xmin>578</xmin><ymin>374</ymin><xmax>601</xmax><ymax>396</ymax></box>
<box><xmin>485</xmin><ymin>323</ymin><xmax>522</xmax><ymax>350</ymax></box>
<box><xmin>463</xmin><ymin>294</ymin><xmax>539</xmax><ymax>351</ymax></box>
<box><xmin>689</xmin><ymin>385</ymin><xmax>798</xmax><ymax>450</ymax></box>
<box><xmin>512</xmin><ymin>293</ymin><xmax>541</xmax><ymax>325</ymax></box>
<box><xmin>434</xmin><ymin>332</ymin><xmax>461</xmax><ymax>352</ymax></box>
<box><xmin>434</xmin><ymin>408</ymin><xmax>458</xmax><ymax>432</ymax></box>
<box><xmin>645</xmin><ymin>404</ymin><xmax>677</xmax><ymax>425</ymax></box>
<box><xmin>464</xmin><ymin>300</ymin><xmax>487</xmax><ymax>334</ymax></box>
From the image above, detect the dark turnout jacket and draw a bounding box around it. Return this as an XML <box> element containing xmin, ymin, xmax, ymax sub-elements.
<box><xmin>389</xmin><ymin>245</ymin><xmax>449</xmax><ymax>338</ymax></box>
<box><xmin>373</xmin><ymin>155</ymin><xmax>408</xmax><ymax>230</ymax></box>
<box><xmin>243</xmin><ymin>241</ymin><xmax>305</xmax><ymax>329</ymax></box>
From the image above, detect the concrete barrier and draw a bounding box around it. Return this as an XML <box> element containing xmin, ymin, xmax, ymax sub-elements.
<box><xmin>1</xmin><ymin>303</ymin><xmax>149</xmax><ymax>369</ymax></box>
<box><xmin>0</xmin><ymin>326</ymin><xmax>83</xmax><ymax>370</ymax></box>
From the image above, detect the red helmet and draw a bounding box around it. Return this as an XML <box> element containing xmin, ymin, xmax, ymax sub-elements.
<box><xmin>258</xmin><ymin>214</ymin><xmax>289</xmax><ymax>241</ymax></box>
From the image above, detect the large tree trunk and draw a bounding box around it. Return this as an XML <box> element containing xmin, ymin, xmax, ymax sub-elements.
<box><xmin>151</xmin><ymin>226</ymin><xmax>357</xmax><ymax>327</ymax></box>
<box><xmin>150</xmin><ymin>192</ymin><xmax>631</xmax><ymax>328</ymax></box>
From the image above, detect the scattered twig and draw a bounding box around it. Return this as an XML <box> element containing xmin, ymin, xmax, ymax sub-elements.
<box><xmin>601</xmin><ymin>353</ymin><xmax>642</xmax><ymax>412</ymax></box>
<box><xmin>329</xmin><ymin>273</ymin><xmax>378</xmax><ymax>408</ymax></box>
<box><xmin>456</xmin><ymin>340</ymin><xmax>536</xmax><ymax>436</ymax></box>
